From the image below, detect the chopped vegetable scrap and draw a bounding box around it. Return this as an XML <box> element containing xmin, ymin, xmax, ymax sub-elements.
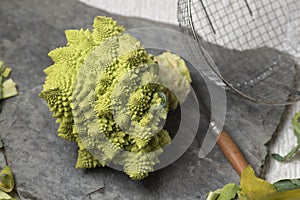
<box><xmin>0</xmin><ymin>61</ymin><xmax>18</xmax><ymax>104</ymax></box>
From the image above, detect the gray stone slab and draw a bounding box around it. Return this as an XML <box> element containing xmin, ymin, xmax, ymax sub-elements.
<box><xmin>0</xmin><ymin>0</ymin><xmax>294</xmax><ymax>199</ymax></box>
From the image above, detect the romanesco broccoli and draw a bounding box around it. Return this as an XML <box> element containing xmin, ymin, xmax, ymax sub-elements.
<box><xmin>40</xmin><ymin>16</ymin><xmax>191</xmax><ymax>180</ymax></box>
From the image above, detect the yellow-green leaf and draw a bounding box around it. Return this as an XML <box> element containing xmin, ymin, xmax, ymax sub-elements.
<box><xmin>1</xmin><ymin>68</ymin><xmax>11</xmax><ymax>78</ymax></box>
<box><xmin>217</xmin><ymin>183</ymin><xmax>239</xmax><ymax>200</ymax></box>
<box><xmin>0</xmin><ymin>61</ymin><xmax>4</xmax><ymax>74</ymax></box>
<box><xmin>0</xmin><ymin>190</ymin><xmax>15</xmax><ymax>200</ymax></box>
<box><xmin>0</xmin><ymin>166</ymin><xmax>14</xmax><ymax>193</ymax></box>
<box><xmin>238</xmin><ymin>165</ymin><xmax>276</xmax><ymax>200</ymax></box>
<box><xmin>206</xmin><ymin>190</ymin><xmax>220</xmax><ymax>200</ymax></box>
<box><xmin>292</xmin><ymin>111</ymin><xmax>300</xmax><ymax>141</ymax></box>
<box><xmin>238</xmin><ymin>166</ymin><xmax>300</xmax><ymax>200</ymax></box>
<box><xmin>1</xmin><ymin>79</ymin><xmax>18</xmax><ymax>99</ymax></box>
<box><xmin>206</xmin><ymin>183</ymin><xmax>239</xmax><ymax>200</ymax></box>
<box><xmin>0</xmin><ymin>190</ymin><xmax>14</xmax><ymax>200</ymax></box>
<box><xmin>270</xmin><ymin>188</ymin><xmax>300</xmax><ymax>199</ymax></box>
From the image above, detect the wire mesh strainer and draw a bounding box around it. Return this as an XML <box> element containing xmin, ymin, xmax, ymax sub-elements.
<box><xmin>178</xmin><ymin>0</ymin><xmax>300</xmax><ymax>105</ymax></box>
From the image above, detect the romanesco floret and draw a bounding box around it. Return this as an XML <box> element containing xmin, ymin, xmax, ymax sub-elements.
<box><xmin>40</xmin><ymin>16</ymin><xmax>191</xmax><ymax>180</ymax></box>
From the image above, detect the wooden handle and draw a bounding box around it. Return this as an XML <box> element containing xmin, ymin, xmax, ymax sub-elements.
<box><xmin>217</xmin><ymin>131</ymin><xmax>248</xmax><ymax>176</ymax></box>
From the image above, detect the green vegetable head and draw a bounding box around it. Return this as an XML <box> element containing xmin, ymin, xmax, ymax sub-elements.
<box><xmin>40</xmin><ymin>16</ymin><xmax>191</xmax><ymax>180</ymax></box>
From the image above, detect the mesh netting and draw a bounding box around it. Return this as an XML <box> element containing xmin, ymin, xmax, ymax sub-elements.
<box><xmin>178</xmin><ymin>0</ymin><xmax>300</xmax><ymax>104</ymax></box>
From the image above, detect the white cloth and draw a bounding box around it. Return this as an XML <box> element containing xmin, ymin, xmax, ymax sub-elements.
<box><xmin>79</xmin><ymin>0</ymin><xmax>178</xmax><ymax>25</ymax></box>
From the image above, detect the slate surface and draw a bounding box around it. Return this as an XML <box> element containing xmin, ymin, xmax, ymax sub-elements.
<box><xmin>0</xmin><ymin>0</ymin><xmax>294</xmax><ymax>199</ymax></box>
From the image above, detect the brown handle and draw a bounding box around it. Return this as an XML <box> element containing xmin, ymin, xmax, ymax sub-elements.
<box><xmin>217</xmin><ymin>131</ymin><xmax>248</xmax><ymax>176</ymax></box>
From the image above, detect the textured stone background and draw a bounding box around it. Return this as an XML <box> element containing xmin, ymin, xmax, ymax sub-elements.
<box><xmin>0</xmin><ymin>0</ymin><xmax>294</xmax><ymax>199</ymax></box>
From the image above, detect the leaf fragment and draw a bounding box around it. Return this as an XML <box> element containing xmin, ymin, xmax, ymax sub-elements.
<box><xmin>0</xmin><ymin>190</ymin><xmax>15</xmax><ymax>200</ymax></box>
<box><xmin>237</xmin><ymin>166</ymin><xmax>300</xmax><ymax>200</ymax></box>
<box><xmin>292</xmin><ymin>111</ymin><xmax>300</xmax><ymax>140</ymax></box>
<box><xmin>205</xmin><ymin>165</ymin><xmax>300</xmax><ymax>200</ymax></box>
<box><xmin>0</xmin><ymin>166</ymin><xmax>14</xmax><ymax>193</ymax></box>
<box><xmin>272</xmin><ymin>111</ymin><xmax>300</xmax><ymax>162</ymax></box>
<box><xmin>0</xmin><ymin>61</ymin><xmax>4</xmax><ymax>74</ymax></box>
<box><xmin>272</xmin><ymin>144</ymin><xmax>300</xmax><ymax>162</ymax></box>
<box><xmin>238</xmin><ymin>165</ymin><xmax>276</xmax><ymax>200</ymax></box>
<box><xmin>206</xmin><ymin>190</ymin><xmax>220</xmax><ymax>200</ymax></box>
<box><xmin>207</xmin><ymin>183</ymin><xmax>239</xmax><ymax>200</ymax></box>
<box><xmin>273</xmin><ymin>179</ymin><xmax>300</xmax><ymax>192</ymax></box>
<box><xmin>1</xmin><ymin>68</ymin><xmax>11</xmax><ymax>78</ymax></box>
<box><xmin>0</xmin><ymin>60</ymin><xmax>18</xmax><ymax>100</ymax></box>
<box><xmin>1</xmin><ymin>79</ymin><xmax>18</xmax><ymax>99</ymax></box>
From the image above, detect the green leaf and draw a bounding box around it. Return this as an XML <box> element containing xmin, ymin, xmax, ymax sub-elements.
<box><xmin>271</xmin><ymin>153</ymin><xmax>285</xmax><ymax>162</ymax></box>
<box><xmin>0</xmin><ymin>166</ymin><xmax>14</xmax><ymax>193</ymax></box>
<box><xmin>272</xmin><ymin>153</ymin><xmax>284</xmax><ymax>162</ymax></box>
<box><xmin>292</xmin><ymin>111</ymin><xmax>300</xmax><ymax>141</ymax></box>
<box><xmin>207</xmin><ymin>183</ymin><xmax>239</xmax><ymax>200</ymax></box>
<box><xmin>217</xmin><ymin>183</ymin><xmax>239</xmax><ymax>200</ymax></box>
<box><xmin>272</xmin><ymin>111</ymin><xmax>300</xmax><ymax>162</ymax></box>
<box><xmin>273</xmin><ymin>179</ymin><xmax>300</xmax><ymax>192</ymax></box>
<box><xmin>272</xmin><ymin>144</ymin><xmax>300</xmax><ymax>162</ymax></box>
